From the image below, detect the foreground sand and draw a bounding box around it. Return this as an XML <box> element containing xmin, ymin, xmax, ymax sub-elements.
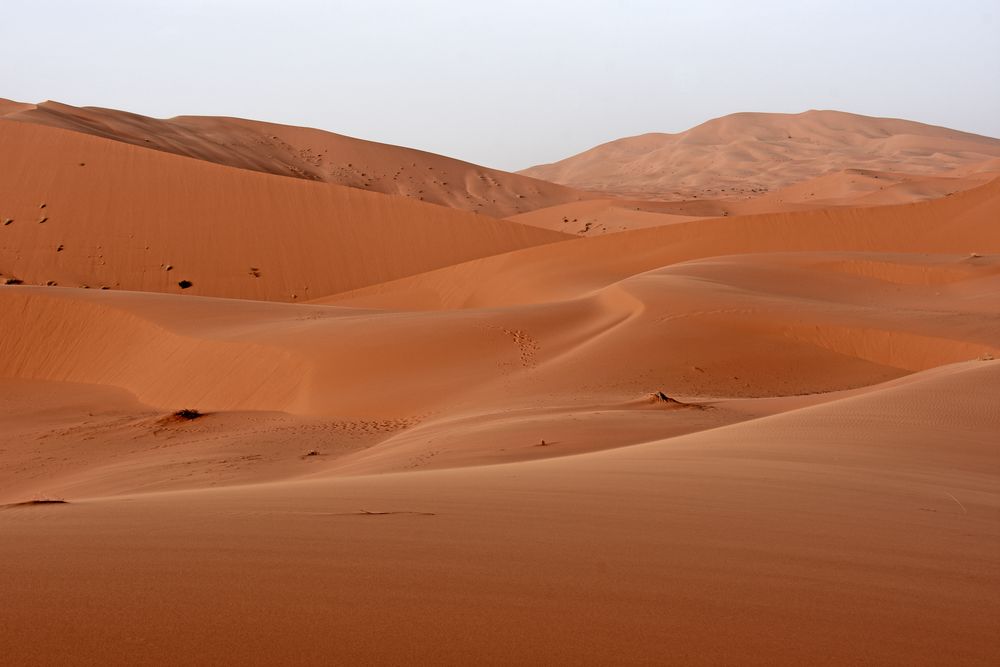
<box><xmin>1</xmin><ymin>103</ymin><xmax>998</xmax><ymax>664</ymax></box>
<box><xmin>2</xmin><ymin>361</ymin><xmax>997</xmax><ymax>664</ymax></box>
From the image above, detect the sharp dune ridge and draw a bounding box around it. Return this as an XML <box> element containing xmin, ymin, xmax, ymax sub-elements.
<box><xmin>2</xmin><ymin>100</ymin><xmax>999</xmax><ymax>665</ymax></box>
<box><xmin>1</xmin><ymin>98</ymin><xmax>593</xmax><ymax>218</ymax></box>
<box><xmin>0</xmin><ymin>118</ymin><xmax>569</xmax><ymax>301</ymax></box>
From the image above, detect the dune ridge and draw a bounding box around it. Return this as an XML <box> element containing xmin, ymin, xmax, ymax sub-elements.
<box><xmin>1</xmin><ymin>99</ymin><xmax>592</xmax><ymax>218</ymax></box>
<box><xmin>0</xmin><ymin>119</ymin><xmax>569</xmax><ymax>301</ymax></box>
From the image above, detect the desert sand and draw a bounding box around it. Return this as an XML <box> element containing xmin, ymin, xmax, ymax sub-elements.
<box><xmin>1</xmin><ymin>100</ymin><xmax>998</xmax><ymax>665</ymax></box>
<box><xmin>520</xmin><ymin>110</ymin><xmax>1000</xmax><ymax>200</ymax></box>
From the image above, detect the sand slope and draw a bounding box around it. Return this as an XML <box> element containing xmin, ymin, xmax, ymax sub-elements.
<box><xmin>2</xmin><ymin>104</ymin><xmax>999</xmax><ymax>665</ymax></box>
<box><xmin>4</xmin><ymin>240</ymin><xmax>996</xmax><ymax>419</ymax></box>
<box><xmin>1</xmin><ymin>99</ymin><xmax>592</xmax><ymax>218</ymax></box>
<box><xmin>324</xmin><ymin>174</ymin><xmax>1000</xmax><ymax>309</ymax></box>
<box><xmin>0</xmin><ymin>120</ymin><xmax>568</xmax><ymax>300</ymax></box>
<box><xmin>2</xmin><ymin>359</ymin><xmax>997</xmax><ymax>664</ymax></box>
<box><xmin>2</xmin><ymin>241</ymin><xmax>997</xmax><ymax>494</ymax></box>
<box><xmin>521</xmin><ymin>110</ymin><xmax>1000</xmax><ymax>198</ymax></box>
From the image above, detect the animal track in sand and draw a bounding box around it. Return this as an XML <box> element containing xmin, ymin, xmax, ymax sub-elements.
<box><xmin>405</xmin><ymin>449</ymin><xmax>441</xmax><ymax>469</ymax></box>
<box><xmin>350</xmin><ymin>509</ymin><xmax>436</xmax><ymax>516</ymax></box>
<box><xmin>328</xmin><ymin>417</ymin><xmax>421</xmax><ymax>436</ymax></box>
<box><xmin>295</xmin><ymin>311</ymin><xmax>342</xmax><ymax>321</ymax></box>
<box><xmin>485</xmin><ymin>324</ymin><xmax>541</xmax><ymax>368</ymax></box>
<box><xmin>242</xmin><ymin>509</ymin><xmax>436</xmax><ymax>518</ymax></box>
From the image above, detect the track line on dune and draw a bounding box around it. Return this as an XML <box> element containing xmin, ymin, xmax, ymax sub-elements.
<box><xmin>945</xmin><ymin>492</ymin><xmax>968</xmax><ymax>514</ymax></box>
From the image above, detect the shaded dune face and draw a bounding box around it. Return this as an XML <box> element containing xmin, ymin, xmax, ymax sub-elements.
<box><xmin>1</xmin><ymin>99</ymin><xmax>592</xmax><ymax>218</ymax></box>
<box><xmin>1</xmin><ymin>101</ymin><xmax>999</xmax><ymax>666</ymax></box>
<box><xmin>0</xmin><ymin>120</ymin><xmax>569</xmax><ymax>301</ymax></box>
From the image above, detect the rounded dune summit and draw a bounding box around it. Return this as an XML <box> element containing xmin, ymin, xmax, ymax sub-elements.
<box><xmin>520</xmin><ymin>110</ymin><xmax>1000</xmax><ymax>200</ymax></box>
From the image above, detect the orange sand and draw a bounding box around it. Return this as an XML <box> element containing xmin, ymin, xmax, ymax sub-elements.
<box><xmin>2</xmin><ymin>101</ymin><xmax>998</xmax><ymax>665</ymax></box>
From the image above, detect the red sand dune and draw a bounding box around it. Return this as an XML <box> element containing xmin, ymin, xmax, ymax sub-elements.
<box><xmin>0</xmin><ymin>119</ymin><xmax>567</xmax><ymax>300</ymax></box>
<box><xmin>324</xmin><ymin>174</ymin><xmax>1000</xmax><ymax>309</ymax></box>
<box><xmin>521</xmin><ymin>109</ymin><xmax>1000</xmax><ymax>199</ymax></box>
<box><xmin>1</xmin><ymin>102</ymin><xmax>998</xmax><ymax>665</ymax></box>
<box><xmin>2</xmin><ymin>99</ymin><xmax>592</xmax><ymax>218</ymax></box>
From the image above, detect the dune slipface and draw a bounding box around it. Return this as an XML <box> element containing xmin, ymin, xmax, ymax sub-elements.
<box><xmin>1</xmin><ymin>100</ymin><xmax>593</xmax><ymax>218</ymax></box>
<box><xmin>0</xmin><ymin>120</ymin><xmax>570</xmax><ymax>300</ymax></box>
<box><xmin>1</xmin><ymin>101</ymin><xmax>998</xmax><ymax>666</ymax></box>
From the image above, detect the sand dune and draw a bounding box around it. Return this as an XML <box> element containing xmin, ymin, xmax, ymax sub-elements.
<box><xmin>511</xmin><ymin>166</ymin><xmax>1000</xmax><ymax>236</ymax></box>
<box><xmin>324</xmin><ymin>174</ymin><xmax>1000</xmax><ymax>309</ymax></box>
<box><xmin>2</xmin><ymin>359</ymin><xmax>997</xmax><ymax>664</ymax></box>
<box><xmin>3</xmin><ymin>241</ymin><xmax>996</xmax><ymax>493</ymax></box>
<box><xmin>2</xmin><ymin>99</ymin><xmax>591</xmax><ymax>218</ymax></box>
<box><xmin>508</xmin><ymin>197</ymin><xmax>720</xmax><ymax>235</ymax></box>
<box><xmin>0</xmin><ymin>119</ymin><xmax>568</xmax><ymax>300</ymax></box>
<box><xmin>5</xmin><ymin>241</ymin><xmax>997</xmax><ymax>414</ymax></box>
<box><xmin>521</xmin><ymin>110</ymin><xmax>1000</xmax><ymax>199</ymax></box>
<box><xmin>2</xmin><ymin>102</ymin><xmax>998</xmax><ymax>665</ymax></box>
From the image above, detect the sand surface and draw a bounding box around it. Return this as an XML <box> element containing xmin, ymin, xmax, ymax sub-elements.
<box><xmin>2</xmin><ymin>100</ymin><xmax>591</xmax><ymax>218</ymax></box>
<box><xmin>2</xmin><ymin>102</ymin><xmax>998</xmax><ymax>665</ymax></box>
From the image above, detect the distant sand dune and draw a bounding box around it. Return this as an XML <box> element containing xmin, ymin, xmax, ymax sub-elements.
<box><xmin>521</xmin><ymin>110</ymin><xmax>1000</xmax><ymax>199</ymax></box>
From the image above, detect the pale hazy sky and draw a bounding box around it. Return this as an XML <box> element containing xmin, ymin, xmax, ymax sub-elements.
<box><xmin>4</xmin><ymin>0</ymin><xmax>999</xmax><ymax>170</ymax></box>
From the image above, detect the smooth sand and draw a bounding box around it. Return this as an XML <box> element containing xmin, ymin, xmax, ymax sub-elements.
<box><xmin>1</xmin><ymin>102</ymin><xmax>998</xmax><ymax>665</ymax></box>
